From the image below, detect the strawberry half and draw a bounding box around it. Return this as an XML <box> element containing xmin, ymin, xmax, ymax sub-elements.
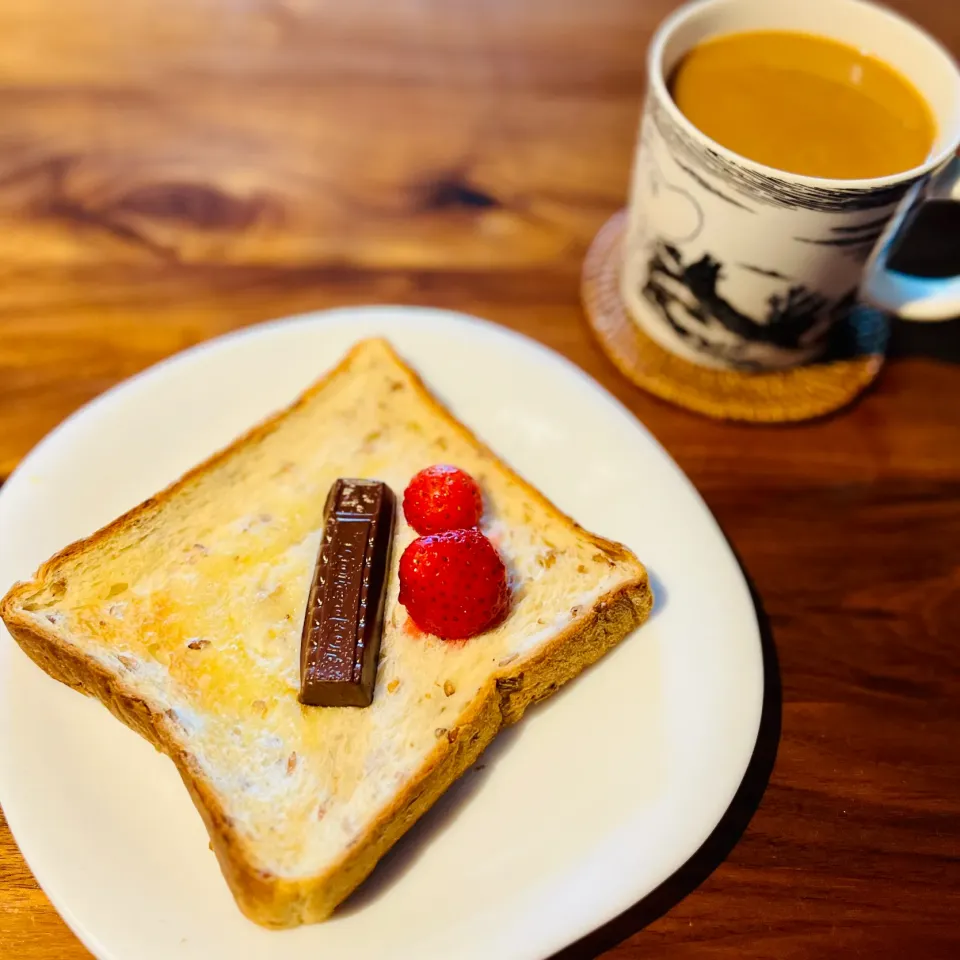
<box><xmin>402</xmin><ymin>464</ymin><xmax>483</xmax><ymax>535</ymax></box>
<box><xmin>398</xmin><ymin>528</ymin><xmax>509</xmax><ymax>640</ymax></box>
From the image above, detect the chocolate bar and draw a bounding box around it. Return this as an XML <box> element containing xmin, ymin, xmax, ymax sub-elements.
<box><xmin>299</xmin><ymin>479</ymin><xmax>396</xmax><ymax>707</ymax></box>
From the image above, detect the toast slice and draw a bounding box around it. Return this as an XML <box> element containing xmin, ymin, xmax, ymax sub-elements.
<box><xmin>0</xmin><ymin>338</ymin><xmax>652</xmax><ymax>927</ymax></box>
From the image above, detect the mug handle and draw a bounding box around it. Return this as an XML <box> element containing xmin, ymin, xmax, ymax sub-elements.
<box><xmin>861</xmin><ymin>155</ymin><xmax>960</xmax><ymax>323</ymax></box>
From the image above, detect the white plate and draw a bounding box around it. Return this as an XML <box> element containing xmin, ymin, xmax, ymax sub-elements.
<box><xmin>0</xmin><ymin>306</ymin><xmax>762</xmax><ymax>960</ymax></box>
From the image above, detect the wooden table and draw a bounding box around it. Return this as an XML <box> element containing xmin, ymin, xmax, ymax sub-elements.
<box><xmin>1</xmin><ymin>1</ymin><xmax>958</xmax><ymax>957</ymax></box>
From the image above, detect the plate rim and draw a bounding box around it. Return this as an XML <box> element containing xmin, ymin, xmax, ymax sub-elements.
<box><xmin>0</xmin><ymin>305</ymin><xmax>763</xmax><ymax>960</ymax></box>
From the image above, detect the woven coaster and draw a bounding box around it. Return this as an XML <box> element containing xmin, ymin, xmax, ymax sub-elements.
<box><xmin>581</xmin><ymin>210</ymin><xmax>889</xmax><ymax>423</ymax></box>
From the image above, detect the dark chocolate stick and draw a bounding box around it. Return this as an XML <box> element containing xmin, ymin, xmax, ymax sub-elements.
<box><xmin>299</xmin><ymin>479</ymin><xmax>396</xmax><ymax>707</ymax></box>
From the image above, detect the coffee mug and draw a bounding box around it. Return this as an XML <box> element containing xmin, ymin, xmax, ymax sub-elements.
<box><xmin>621</xmin><ymin>0</ymin><xmax>960</xmax><ymax>371</ymax></box>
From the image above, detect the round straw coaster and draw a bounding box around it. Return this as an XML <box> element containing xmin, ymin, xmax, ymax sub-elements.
<box><xmin>581</xmin><ymin>210</ymin><xmax>888</xmax><ymax>423</ymax></box>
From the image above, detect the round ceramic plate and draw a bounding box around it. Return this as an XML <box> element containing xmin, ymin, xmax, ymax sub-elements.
<box><xmin>0</xmin><ymin>307</ymin><xmax>762</xmax><ymax>960</ymax></box>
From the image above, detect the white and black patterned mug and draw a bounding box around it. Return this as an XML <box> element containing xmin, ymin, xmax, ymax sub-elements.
<box><xmin>622</xmin><ymin>0</ymin><xmax>960</xmax><ymax>371</ymax></box>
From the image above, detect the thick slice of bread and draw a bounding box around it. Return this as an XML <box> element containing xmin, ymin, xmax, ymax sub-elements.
<box><xmin>0</xmin><ymin>338</ymin><xmax>651</xmax><ymax>928</ymax></box>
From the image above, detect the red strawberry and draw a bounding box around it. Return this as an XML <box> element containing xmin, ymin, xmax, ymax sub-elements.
<box><xmin>398</xmin><ymin>529</ymin><xmax>509</xmax><ymax>640</ymax></box>
<box><xmin>402</xmin><ymin>464</ymin><xmax>483</xmax><ymax>535</ymax></box>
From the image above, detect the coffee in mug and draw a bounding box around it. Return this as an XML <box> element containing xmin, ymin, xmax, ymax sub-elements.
<box><xmin>668</xmin><ymin>30</ymin><xmax>936</xmax><ymax>180</ymax></box>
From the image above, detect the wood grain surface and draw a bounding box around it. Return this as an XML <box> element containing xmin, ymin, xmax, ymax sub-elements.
<box><xmin>1</xmin><ymin>1</ymin><xmax>958</xmax><ymax>957</ymax></box>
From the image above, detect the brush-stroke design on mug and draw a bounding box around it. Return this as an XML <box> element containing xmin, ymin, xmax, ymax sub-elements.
<box><xmin>793</xmin><ymin>216</ymin><xmax>890</xmax><ymax>264</ymax></box>
<box><xmin>642</xmin><ymin>240</ymin><xmax>857</xmax><ymax>370</ymax></box>
<box><xmin>623</xmin><ymin>94</ymin><xmax>910</xmax><ymax>370</ymax></box>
